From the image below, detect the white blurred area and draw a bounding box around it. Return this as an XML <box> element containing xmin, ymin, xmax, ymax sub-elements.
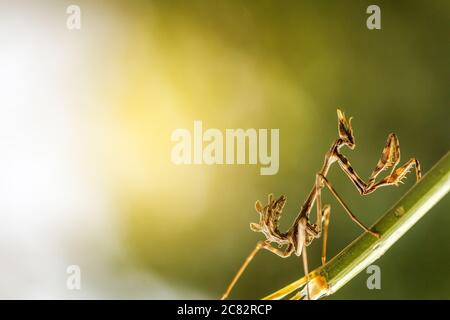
<box><xmin>0</xmin><ymin>2</ymin><xmax>204</xmax><ymax>299</ymax></box>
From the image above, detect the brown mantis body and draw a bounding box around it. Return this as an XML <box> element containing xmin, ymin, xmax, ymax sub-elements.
<box><xmin>221</xmin><ymin>109</ymin><xmax>421</xmax><ymax>300</ymax></box>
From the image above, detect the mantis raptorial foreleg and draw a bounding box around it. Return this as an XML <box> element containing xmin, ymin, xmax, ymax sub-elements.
<box><xmin>336</xmin><ymin>134</ymin><xmax>421</xmax><ymax>196</ymax></box>
<box><xmin>368</xmin><ymin>133</ymin><xmax>401</xmax><ymax>186</ymax></box>
<box><xmin>366</xmin><ymin>158</ymin><xmax>421</xmax><ymax>192</ymax></box>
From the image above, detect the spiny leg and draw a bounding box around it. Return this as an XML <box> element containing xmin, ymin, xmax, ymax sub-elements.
<box><xmin>336</xmin><ymin>134</ymin><xmax>420</xmax><ymax>195</ymax></box>
<box><xmin>366</xmin><ymin>158</ymin><xmax>421</xmax><ymax>193</ymax></box>
<box><xmin>317</xmin><ymin>174</ymin><xmax>379</xmax><ymax>238</ymax></box>
<box><xmin>367</xmin><ymin>133</ymin><xmax>401</xmax><ymax>187</ymax></box>
<box><xmin>221</xmin><ymin>241</ymin><xmax>292</xmax><ymax>300</ymax></box>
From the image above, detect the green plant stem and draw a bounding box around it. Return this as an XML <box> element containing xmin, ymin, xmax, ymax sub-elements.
<box><xmin>264</xmin><ymin>151</ymin><xmax>450</xmax><ymax>300</ymax></box>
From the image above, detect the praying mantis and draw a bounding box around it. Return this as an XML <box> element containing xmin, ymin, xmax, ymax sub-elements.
<box><xmin>221</xmin><ymin>109</ymin><xmax>421</xmax><ymax>300</ymax></box>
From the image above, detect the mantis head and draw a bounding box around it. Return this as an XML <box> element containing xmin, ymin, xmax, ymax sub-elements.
<box><xmin>337</xmin><ymin>109</ymin><xmax>355</xmax><ymax>150</ymax></box>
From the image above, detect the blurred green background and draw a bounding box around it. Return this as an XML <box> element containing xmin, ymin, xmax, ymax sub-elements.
<box><xmin>1</xmin><ymin>0</ymin><xmax>448</xmax><ymax>299</ymax></box>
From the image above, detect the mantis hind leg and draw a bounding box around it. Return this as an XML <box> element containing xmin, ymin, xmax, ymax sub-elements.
<box><xmin>221</xmin><ymin>241</ymin><xmax>293</xmax><ymax>300</ymax></box>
